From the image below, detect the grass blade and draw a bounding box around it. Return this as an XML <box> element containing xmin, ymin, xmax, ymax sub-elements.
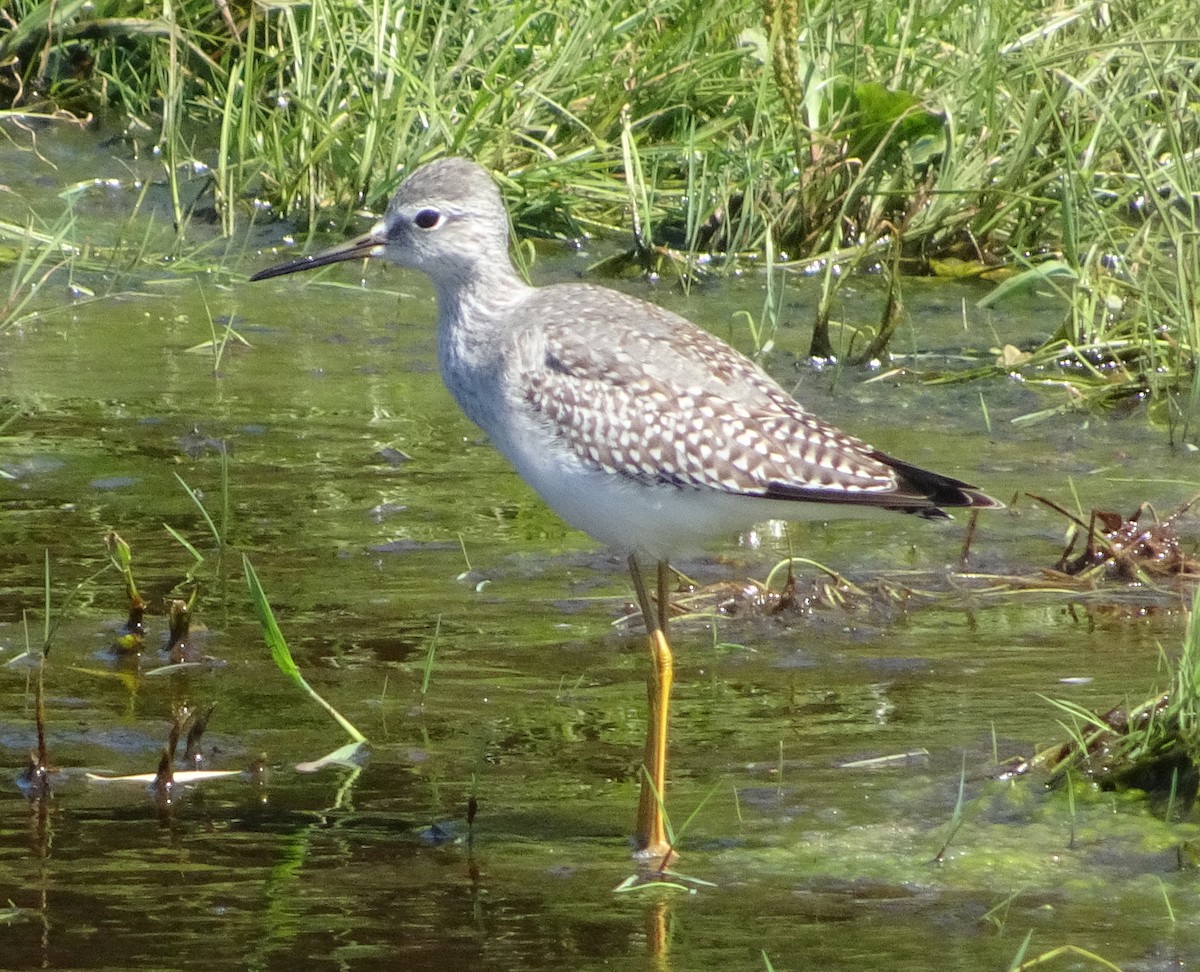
<box><xmin>243</xmin><ymin>554</ymin><xmax>367</xmax><ymax>744</ymax></box>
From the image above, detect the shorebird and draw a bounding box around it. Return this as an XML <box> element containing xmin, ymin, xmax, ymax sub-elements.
<box><xmin>250</xmin><ymin>157</ymin><xmax>1000</xmax><ymax>859</ymax></box>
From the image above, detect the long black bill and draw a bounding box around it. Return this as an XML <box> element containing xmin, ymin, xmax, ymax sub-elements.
<box><xmin>249</xmin><ymin>230</ymin><xmax>383</xmax><ymax>282</ymax></box>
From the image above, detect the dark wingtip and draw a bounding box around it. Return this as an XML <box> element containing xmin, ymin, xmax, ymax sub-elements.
<box><xmin>878</xmin><ymin>454</ymin><xmax>1005</xmax><ymax>511</ymax></box>
<box><xmin>959</xmin><ymin>488</ymin><xmax>1006</xmax><ymax>511</ymax></box>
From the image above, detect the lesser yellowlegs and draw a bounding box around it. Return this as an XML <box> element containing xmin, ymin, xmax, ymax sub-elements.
<box><xmin>251</xmin><ymin>157</ymin><xmax>1001</xmax><ymax>858</ymax></box>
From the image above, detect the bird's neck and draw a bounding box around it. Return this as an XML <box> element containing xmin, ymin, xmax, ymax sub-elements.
<box><xmin>432</xmin><ymin>260</ymin><xmax>529</xmax><ymax>338</ymax></box>
<box><xmin>433</xmin><ymin>263</ymin><xmax>531</xmax><ymax>433</ymax></box>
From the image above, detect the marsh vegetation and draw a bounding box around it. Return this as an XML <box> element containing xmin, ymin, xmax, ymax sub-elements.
<box><xmin>4</xmin><ymin>1</ymin><xmax>1200</xmax><ymax>968</ymax></box>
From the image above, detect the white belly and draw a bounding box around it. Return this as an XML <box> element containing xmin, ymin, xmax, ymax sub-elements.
<box><xmin>494</xmin><ymin>423</ymin><xmax>897</xmax><ymax>562</ymax></box>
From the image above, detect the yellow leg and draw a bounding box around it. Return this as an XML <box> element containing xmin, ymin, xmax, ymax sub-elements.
<box><xmin>630</xmin><ymin>556</ymin><xmax>674</xmax><ymax>859</ymax></box>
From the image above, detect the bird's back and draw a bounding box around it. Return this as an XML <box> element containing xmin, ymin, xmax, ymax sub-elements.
<box><xmin>496</xmin><ymin>281</ymin><xmax>997</xmax><ymax>517</ymax></box>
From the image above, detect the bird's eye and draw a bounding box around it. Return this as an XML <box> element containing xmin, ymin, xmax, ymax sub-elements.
<box><xmin>414</xmin><ymin>208</ymin><xmax>442</xmax><ymax>230</ymax></box>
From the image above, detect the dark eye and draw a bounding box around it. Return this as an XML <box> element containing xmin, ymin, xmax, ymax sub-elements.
<box><xmin>414</xmin><ymin>208</ymin><xmax>442</xmax><ymax>229</ymax></box>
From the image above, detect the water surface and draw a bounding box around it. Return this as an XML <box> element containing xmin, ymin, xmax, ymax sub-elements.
<box><xmin>3</xmin><ymin>121</ymin><xmax>1200</xmax><ymax>970</ymax></box>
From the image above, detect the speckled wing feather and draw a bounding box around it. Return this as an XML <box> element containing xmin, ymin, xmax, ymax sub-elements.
<box><xmin>514</xmin><ymin>284</ymin><xmax>958</xmax><ymax>510</ymax></box>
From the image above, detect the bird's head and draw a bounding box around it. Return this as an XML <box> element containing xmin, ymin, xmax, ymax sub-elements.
<box><xmin>250</xmin><ymin>158</ymin><xmax>512</xmax><ymax>287</ymax></box>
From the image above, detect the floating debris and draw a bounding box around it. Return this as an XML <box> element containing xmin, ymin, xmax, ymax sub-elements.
<box><xmin>1032</xmin><ymin>494</ymin><xmax>1200</xmax><ymax>583</ymax></box>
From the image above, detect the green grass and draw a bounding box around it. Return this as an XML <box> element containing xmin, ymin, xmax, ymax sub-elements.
<box><xmin>1025</xmin><ymin>583</ymin><xmax>1200</xmax><ymax>815</ymax></box>
<box><xmin>0</xmin><ymin>207</ymin><xmax>80</xmax><ymax>334</ymax></box>
<box><xmin>4</xmin><ymin>0</ymin><xmax>1200</xmax><ymax>421</ymax></box>
<box><xmin>243</xmin><ymin>554</ymin><xmax>368</xmax><ymax>746</ymax></box>
<box><xmin>5</xmin><ymin>0</ymin><xmax>1194</xmax><ymax>252</ymax></box>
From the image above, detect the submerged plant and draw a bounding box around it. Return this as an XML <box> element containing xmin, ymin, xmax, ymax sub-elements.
<box><xmin>105</xmin><ymin>531</ymin><xmax>147</xmax><ymax>654</ymax></box>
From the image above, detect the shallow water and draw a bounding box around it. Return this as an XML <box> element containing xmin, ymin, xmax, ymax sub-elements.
<box><xmin>4</xmin><ymin>121</ymin><xmax>1200</xmax><ymax>970</ymax></box>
